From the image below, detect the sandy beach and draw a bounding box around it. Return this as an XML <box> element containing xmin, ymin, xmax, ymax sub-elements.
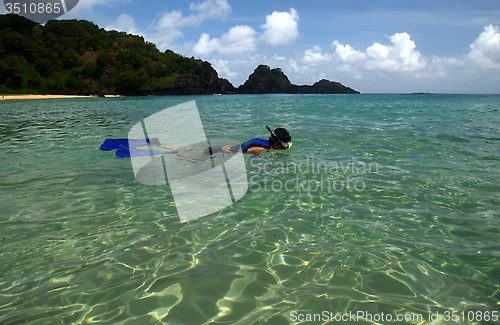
<box><xmin>0</xmin><ymin>95</ymin><xmax>122</xmax><ymax>101</ymax></box>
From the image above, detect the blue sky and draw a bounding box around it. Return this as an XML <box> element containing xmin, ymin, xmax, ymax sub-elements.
<box><xmin>3</xmin><ymin>0</ymin><xmax>500</xmax><ymax>93</ymax></box>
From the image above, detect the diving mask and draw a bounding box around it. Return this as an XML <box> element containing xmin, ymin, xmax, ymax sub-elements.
<box><xmin>266</xmin><ymin>125</ymin><xmax>292</xmax><ymax>150</ymax></box>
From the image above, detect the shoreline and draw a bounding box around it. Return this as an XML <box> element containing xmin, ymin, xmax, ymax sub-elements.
<box><xmin>0</xmin><ymin>94</ymin><xmax>122</xmax><ymax>101</ymax></box>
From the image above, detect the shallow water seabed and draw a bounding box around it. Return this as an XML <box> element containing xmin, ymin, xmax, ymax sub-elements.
<box><xmin>0</xmin><ymin>94</ymin><xmax>499</xmax><ymax>324</ymax></box>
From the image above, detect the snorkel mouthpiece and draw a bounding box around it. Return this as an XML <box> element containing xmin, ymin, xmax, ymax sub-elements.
<box><xmin>266</xmin><ymin>125</ymin><xmax>291</xmax><ymax>150</ymax></box>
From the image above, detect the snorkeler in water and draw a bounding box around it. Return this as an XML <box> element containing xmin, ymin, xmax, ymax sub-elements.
<box><xmin>158</xmin><ymin>126</ymin><xmax>292</xmax><ymax>158</ymax></box>
<box><xmin>240</xmin><ymin>126</ymin><xmax>292</xmax><ymax>158</ymax></box>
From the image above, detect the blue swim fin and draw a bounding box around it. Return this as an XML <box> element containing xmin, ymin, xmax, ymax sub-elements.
<box><xmin>99</xmin><ymin>138</ymin><xmax>159</xmax><ymax>151</ymax></box>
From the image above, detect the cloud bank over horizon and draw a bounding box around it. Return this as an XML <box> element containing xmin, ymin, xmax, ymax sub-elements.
<box><xmin>287</xmin><ymin>25</ymin><xmax>499</xmax><ymax>92</ymax></box>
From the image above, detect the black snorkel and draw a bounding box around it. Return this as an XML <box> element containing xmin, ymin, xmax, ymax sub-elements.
<box><xmin>266</xmin><ymin>125</ymin><xmax>286</xmax><ymax>149</ymax></box>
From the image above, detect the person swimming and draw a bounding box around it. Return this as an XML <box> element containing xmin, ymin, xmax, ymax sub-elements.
<box><xmin>159</xmin><ymin>126</ymin><xmax>292</xmax><ymax>158</ymax></box>
<box><xmin>239</xmin><ymin>126</ymin><xmax>292</xmax><ymax>157</ymax></box>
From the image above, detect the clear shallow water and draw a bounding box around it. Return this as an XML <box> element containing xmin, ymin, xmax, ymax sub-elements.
<box><xmin>0</xmin><ymin>94</ymin><xmax>499</xmax><ymax>324</ymax></box>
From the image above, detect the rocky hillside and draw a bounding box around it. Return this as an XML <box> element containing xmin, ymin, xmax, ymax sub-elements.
<box><xmin>237</xmin><ymin>65</ymin><xmax>359</xmax><ymax>94</ymax></box>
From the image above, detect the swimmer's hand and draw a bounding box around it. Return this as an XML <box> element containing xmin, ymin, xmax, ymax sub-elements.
<box><xmin>259</xmin><ymin>152</ymin><xmax>291</xmax><ymax>158</ymax></box>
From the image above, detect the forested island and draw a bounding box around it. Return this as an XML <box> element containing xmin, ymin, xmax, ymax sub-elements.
<box><xmin>0</xmin><ymin>14</ymin><xmax>359</xmax><ymax>96</ymax></box>
<box><xmin>237</xmin><ymin>65</ymin><xmax>358</xmax><ymax>94</ymax></box>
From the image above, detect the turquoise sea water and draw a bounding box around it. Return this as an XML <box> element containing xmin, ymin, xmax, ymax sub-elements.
<box><xmin>1</xmin><ymin>94</ymin><xmax>499</xmax><ymax>324</ymax></box>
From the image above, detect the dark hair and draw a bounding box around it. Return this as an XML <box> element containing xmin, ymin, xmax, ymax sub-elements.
<box><xmin>269</xmin><ymin>127</ymin><xmax>291</xmax><ymax>145</ymax></box>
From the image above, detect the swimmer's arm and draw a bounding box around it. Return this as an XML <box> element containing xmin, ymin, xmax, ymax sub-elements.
<box><xmin>261</xmin><ymin>152</ymin><xmax>287</xmax><ymax>158</ymax></box>
<box><xmin>245</xmin><ymin>146</ymin><xmax>268</xmax><ymax>155</ymax></box>
<box><xmin>245</xmin><ymin>147</ymin><xmax>286</xmax><ymax>158</ymax></box>
<box><xmin>246</xmin><ymin>147</ymin><xmax>278</xmax><ymax>158</ymax></box>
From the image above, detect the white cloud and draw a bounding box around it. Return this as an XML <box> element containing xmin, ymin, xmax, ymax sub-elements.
<box><xmin>470</xmin><ymin>17</ymin><xmax>492</xmax><ymax>25</ymax></box>
<box><xmin>105</xmin><ymin>0</ymin><xmax>231</xmax><ymax>50</ymax></box>
<box><xmin>105</xmin><ymin>13</ymin><xmax>138</xmax><ymax>35</ymax></box>
<box><xmin>428</xmin><ymin>56</ymin><xmax>463</xmax><ymax>78</ymax></box>
<box><xmin>260</xmin><ymin>8</ymin><xmax>300</xmax><ymax>46</ymax></box>
<box><xmin>461</xmin><ymin>17</ymin><xmax>500</xmax><ymax>26</ymax></box>
<box><xmin>330</xmin><ymin>32</ymin><xmax>427</xmax><ymax>74</ymax></box>
<box><xmin>219</xmin><ymin>25</ymin><xmax>258</xmax><ymax>55</ymax></box>
<box><xmin>159</xmin><ymin>0</ymin><xmax>230</xmax><ymax>28</ymax></box>
<box><xmin>467</xmin><ymin>25</ymin><xmax>500</xmax><ymax>68</ymax></box>
<box><xmin>331</xmin><ymin>41</ymin><xmax>365</xmax><ymax>63</ymax></box>
<box><xmin>156</xmin><ymin>10</ymin><xmax>186</xmax><ymax>30</ymax></box>
<box><xmin>193</xmin><ymin>25</ymin><xmax>257</xmax><ymax>56</ymax></box>
<box><xmin>302</xmin><ymin>46</ymin><xmax>331</xmax><ymax>64</ymax></box>
<box><xmin>193</xmin><ymin>33</ymin><xmax>220</xmax><ymax>56</ymax></box>
<box><xmin>189</xmin><ymin>0</ymin><xmax>231</xmax><ymax>20</ymax></box>
<box><xmin>193</xmin><ymin>25</ymin><xmax>258</xmax><ymax>56</ymax></box>
<box><xmin>212</xmin><ymin>59</ymin><xmax>238</xmax><ymax>79</ymax></box>
<box><xmin>366</xmin><ymin>43</ymin><xmax>389</xmax><ymax>60</ymax></box>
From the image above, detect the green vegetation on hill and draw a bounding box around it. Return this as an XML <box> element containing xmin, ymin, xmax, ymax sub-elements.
<box><xmin>238</xmin><ymin>65</ymin><xmax>294</xmax><ymax>93</ymax></box>
<box><xmin>0</xmin><ymin>14</ymin><xmax>228</xmax><ymax>95</ymax></box>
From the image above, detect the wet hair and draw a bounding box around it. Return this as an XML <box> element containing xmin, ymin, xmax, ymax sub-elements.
<box><xmin>269</xmin><ymin>127</ymin><xmax>291</xmax><ymax>146</ymax></box>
